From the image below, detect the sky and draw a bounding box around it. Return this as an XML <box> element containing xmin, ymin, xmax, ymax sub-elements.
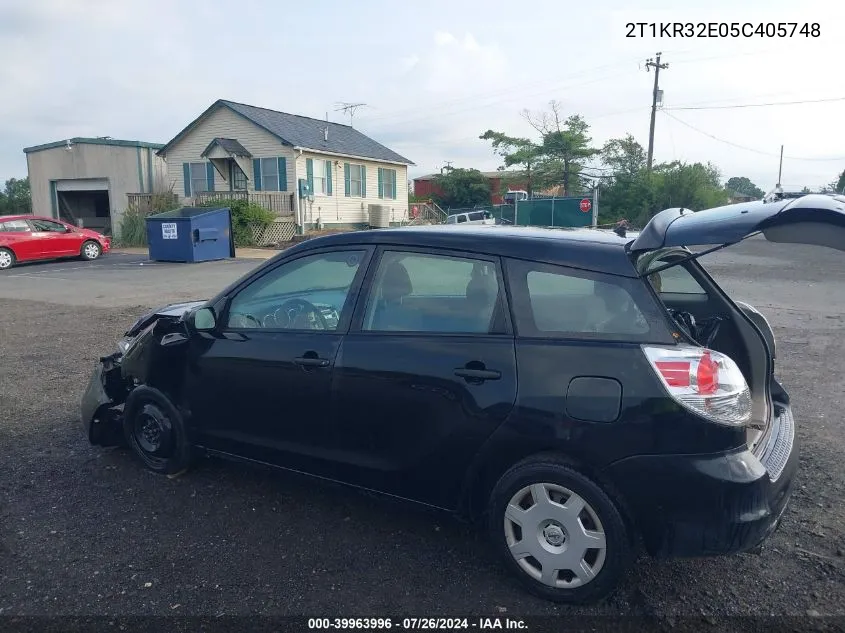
<box><xmin>1</xmin><ymin>0</ymin><xmax>844</xmax><ymax>193</ymax></box>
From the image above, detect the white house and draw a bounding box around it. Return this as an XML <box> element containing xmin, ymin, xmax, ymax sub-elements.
<box><xmin>156</xmin><ymin>99</ymin><xmax>414</xmax><ymax>233</ymax></box>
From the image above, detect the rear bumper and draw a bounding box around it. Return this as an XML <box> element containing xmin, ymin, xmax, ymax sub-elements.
<box><xmin>603</xmin><ymin>403</ymin><xmax>797</xmax><ymax>558</ymax></box>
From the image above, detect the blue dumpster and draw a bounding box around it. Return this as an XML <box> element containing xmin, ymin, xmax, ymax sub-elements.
<box><xmin>145</xmin><ymin>207</ymin><xmax>235</xmax><ymax>263</ymax></box>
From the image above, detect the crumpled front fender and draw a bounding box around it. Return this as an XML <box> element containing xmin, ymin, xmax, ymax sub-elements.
<box><xmin>80</xmin><ymin>353</ymin><xmax>128</xmax><ymax>447</ymax></box>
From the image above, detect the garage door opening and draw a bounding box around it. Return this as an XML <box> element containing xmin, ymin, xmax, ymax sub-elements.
<box><xmin>55</xmin><ymin>178</ymin><xmax>112</xmax><ymax>235</ymax></box>
<box><xmin>58</xmin><ymin>190</ymin><xmax>111</xmax><ymax>234</ymax></box>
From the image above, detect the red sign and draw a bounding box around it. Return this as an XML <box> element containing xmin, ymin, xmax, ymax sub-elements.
<box><xmin>580</xmin><ymin>198</ymin><xmax>592</xmax><ymax>213</ymax></box>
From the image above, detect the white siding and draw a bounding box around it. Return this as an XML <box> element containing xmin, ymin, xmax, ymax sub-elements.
<box><xmin>161</xmin><ymin>107</ymin><xmax>297</xmax><ymax>203</ymax></box>
<box><xmin>295</xmin><ymin>150</ymin><xmax>408</xmax><ymax>227</ymax></box>
<box><xmin>25</xmin><ymin>143</ymin><xmax>165</xmax><ymax>228</ymax></box>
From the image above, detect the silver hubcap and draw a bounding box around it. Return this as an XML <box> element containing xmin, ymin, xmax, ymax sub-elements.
<box><xmin>504</xmin><ymin>483</ymin><xmax>607</xmax><ymax>589</ymax></box>
<box><xmin>85</xmin><ymin>243</ymin><xmax>100</xmax><ymax>259</ymax></box>
<box><xmin>0</xmin><ymin>251</ymin><xmax>11</xmax><ymax>268</ymax></box>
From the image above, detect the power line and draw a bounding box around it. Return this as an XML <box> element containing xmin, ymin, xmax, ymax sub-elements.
<box><xmin>664</xmin><ymin>96</ymin><xmax>845</xmax><ymax>111</ymax></box>
<box><xmin>661</xmin><ymin>110</ymin><xmax>845</xmax><ymax>162</ymax></box>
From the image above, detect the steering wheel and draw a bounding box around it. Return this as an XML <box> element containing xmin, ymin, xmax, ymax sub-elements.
<box><xmin>273</xmin><ymin>298</ymin><xmax>329</xmax><ymax>330</ymax></box>
<box><xmin>228</xmin><ymin>312</ymin><xmax>263</xmax><ymax>328</ymax></box>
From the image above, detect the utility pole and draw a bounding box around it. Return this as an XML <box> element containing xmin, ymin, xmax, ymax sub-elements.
<box><xmin>777</xmin><ymin>145</ymin><xmax>784</xmax><ymax>187</ymax></box>
<box><xmin>645</xmin><ymin>52</ymin><xmax>669</xmax><ymax>171</ymax></box>
<box><xmin>441</xmin><ymin>161</ymin><xmax>453</xmax><ymax>174</ymax></box>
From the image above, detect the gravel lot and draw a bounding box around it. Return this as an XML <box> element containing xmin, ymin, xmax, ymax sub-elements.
<box><xmin>0</xmin><ymin>239</ymin><xmax>843</xmax><ymax>618</ymax></box>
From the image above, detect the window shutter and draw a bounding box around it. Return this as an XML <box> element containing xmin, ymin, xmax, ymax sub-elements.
<box><xmin>278</xmin><ymin>157</ymin><xmax>287</xmax><ymax>191</ymax></box>
<box><xmin>183</xmin><ymin>163</ymin><xmax>191</xmax><ymax>197</ymax></box>
<box><xmin>390</xmin><ymin>169</ymin><xmax>397</xmax><ymax>199</ymax></box>
<box><xmin>206</xmin><ymin>162</ymin><xmax>215</xmax><ymax>192</ymax></box>
<box><xmin>253</xmin><ymin>158</ymin><xmax>262</xmax><ymax>191</ymax></box>
<box><xmin>361</xmin><ymin>165</ymin><xmax>366</xmax><ymax>197</ymax></box>
<box><xmin>326</xmin><ymin>160</ymin><xmax>332</xmax><ymax>195</ymax></box>
<box><xmin>344</xmin><ymin>163</ymin><xmax>351</xmax><ymax>197</ymax></box>
<box><xmin>306</xmin><ymin>158</ymin><xmax>314</xmax><ymax>193</ymax></box>
<box><xmin>377</xmin><ymin>167</ymin><xmax>384</xmax><ymax>199</ymax></box>
<box><xmin>228</xmin><ymin>162</ymin><xmax>234</xmax><ymax>192</ymax></box>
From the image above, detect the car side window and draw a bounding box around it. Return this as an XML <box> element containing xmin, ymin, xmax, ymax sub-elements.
<box><xmin>456</xmin><ymin>215</ymin><xmax>467</xmax><ymax>223</ymax></box>
<box><xmin>646</xmin><ymin>259</ymin><xmax>706</xmax><ymax>294</ymax></box>
<box><xmin>362</xmin><ymin>250</ymin><xmax>501</xmax><ymax>334</ymax></box>
<box><xmin>30</xmin><ymin>219</ymin><xmax>67</xmax><ymax>233</ymax></box>
<box><xmin>225</xmin><ymin>250</ymin><xmax>365</xmax><ymax>331</ymax></box>
<box><xmin>507</xmin><ymin>258</ymin><xmax>653</xmax><ymax>338</ymax></box>
<box><xmin>0</xmin><ymin>220</ymin><xmax>31</xmax><ymax>232</ymax></box>
<box><xmin>469</xmin><ymin>211</ymin><xmax>485</xmax><ymax>221</ymax></box>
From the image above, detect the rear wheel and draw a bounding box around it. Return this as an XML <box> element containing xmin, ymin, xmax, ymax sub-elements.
<box><xmin>80</xmin><ymin>240</ymin><xmax>102</xmax><ymax>261</ymax></box>
<box><xmin>0</xmin><ymin>248</ymin><xmax>15</xmax><ymax>270</ymax></box>
<box><xmin>487</xmin><ymin>457</ymin><xmax>631</xmax><ymax>604</ymax></box>
<box><xmin>123</xmin><ymin>386</ymin><xmax>192</xmax><ymax>476</ymax></box>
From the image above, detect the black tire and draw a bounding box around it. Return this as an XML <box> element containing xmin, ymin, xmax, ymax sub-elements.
<box><xmin>487</xmin><ymin>456</ymin><xmax>631</xmax><ymax>604</ymax></box>
<box><xmin>0</xmin><ymin>247</ymin><xmax>15</xmax><ymax>270</ymax></box>
<box><xmin>80</xmin><ymin>240</ymin><xmax>102</xmax><ymax>261</ymax></box>
<box><xmin>123</xmin><ymin>385</ymin><xmax>192</xmax><ymax>476</ymax></box>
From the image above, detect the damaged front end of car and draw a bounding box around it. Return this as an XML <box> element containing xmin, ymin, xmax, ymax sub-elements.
<box><xmin>80</xmin><ymin>301</ymin><xmax>203</xmax><ymax>447</ymax></box>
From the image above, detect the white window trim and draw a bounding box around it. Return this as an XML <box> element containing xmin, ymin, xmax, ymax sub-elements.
<box><xmin>189</xmin><ymin>162</ymin><xmax>209</xmax><ymax>195</ymax></box>
<box><xmin>313</xmin><ymin>159</ymin><xmax>328</xmax><ymax>196</ymax></box>
<box><xmin>349</xmin><ymin>164</ymin><xmax>364</xmax><ymax>198</ymax></box>
<box><xmin>260</xmin><ymin>157</ymin><xmax>280</xmax><ymax>192</ymax></box>
<box><xmin>383</xmin><ymin>168</ymin><xmax>397</xmax><ymax>200</ymax></box>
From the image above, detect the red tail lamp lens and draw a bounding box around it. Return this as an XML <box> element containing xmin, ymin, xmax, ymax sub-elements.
<box><xmin>696</xmin><ymin>352</ymin><xmax>719</xmax><ymax>395</ymax></box>
<box><xmin>655</xmin><ymin>361</ymin><xmax>690</xmax><ymax>387</ymax></box>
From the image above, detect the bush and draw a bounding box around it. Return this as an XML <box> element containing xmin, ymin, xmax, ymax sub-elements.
<box><xmin>197</xmin><ymin>198</ymin><xmax>275</xmax><ymax>247</ymax></box>
<box><xmin>118</xmin><ymin>207</ymin><xmax>149</xmax><ymax>247</ymax></box>
<box><xmin>116</xmin><ymin>186</ymin><xmax>179</xmax><ymax>247</ymax></box>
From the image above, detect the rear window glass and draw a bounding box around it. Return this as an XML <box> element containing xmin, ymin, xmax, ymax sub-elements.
<box><xmin>507</xmin><ymin>258</ymin><xmax>664</xmax><ymax>339</ymax></box>
<box><xmin>645</xmin><ymin>258</ymin><xmax>706</xmax><ymax>294</ymax></box>
<box><xmin>0</xmin><ymin>220</ymin><xmax>30</xmax><ymax>232</ymax></box>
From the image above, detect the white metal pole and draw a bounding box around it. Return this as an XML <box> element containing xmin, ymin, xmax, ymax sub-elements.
<box><xmin>591</xmin><ymin>187</ymin><xmax>598</xmax><ymax>227</ymax></box>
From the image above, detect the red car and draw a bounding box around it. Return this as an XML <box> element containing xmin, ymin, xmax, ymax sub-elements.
<box><xmin>0</xmin><ymin>214</ymin><xmax>111</xmax><ymax>270</ymax></box>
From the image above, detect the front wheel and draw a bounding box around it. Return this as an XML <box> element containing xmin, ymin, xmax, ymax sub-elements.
<box><xmin>487</xmin><ymin>458</ymin><xmax>632</xmax><ymax>604</ymax></box>
<box><xmin>123</xmin><ymin>386</ymin><xmax>192</xmax><ymax>476</ymax></box>
<box><xmin>80</xmin><ymin>240</ymin><xmax>102</xmax><ymax>261</ymax></box>
<box><xmin>0</xmin><ymin>248</ymin><xmax>15</xmax><ymax>270</ymax></box>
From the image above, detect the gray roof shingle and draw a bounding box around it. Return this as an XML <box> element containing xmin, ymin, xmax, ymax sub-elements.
<box><xmin>158</xmin><ymin>99</ymin><xmax>413</xmax><ymax>165</ymax></box>
<box><xmin>201</xmin><ymin>137</ymin><xmax>253</xmax><ymax>158</ymax></box>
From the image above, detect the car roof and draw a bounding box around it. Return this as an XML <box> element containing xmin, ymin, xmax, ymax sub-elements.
<box><xmin>0</xmin><ymin>214</ymin><xmax>40</xmax><ymax>221</ymax></box>
<box><xmin>294</xmin><ymin>224</ymin><xmax>640</xmax><ymax>277</ymax></box>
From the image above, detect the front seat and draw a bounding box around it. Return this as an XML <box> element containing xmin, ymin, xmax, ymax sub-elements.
<box><xmin>371</xmin><ymin>262</ymin><xmax>416</xmax><ymax>331</ymax></box>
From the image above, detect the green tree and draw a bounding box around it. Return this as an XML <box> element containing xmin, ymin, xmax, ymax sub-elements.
<box><xmin>432</xmin><ymin>168</ymin><xmax>491</xmax><ymax>208</ymax></box>
<box><xmin>601</xmin><ymin>134</ymin><xmax>646</xmax><ymax>178</ymax></box>
<box><xmin>598</xmin><ymin>160</ymin><xmax>725</xmax><ymax>225</ymax></box>
<box><xmin>725</xmin><ymin>176</ymin><xmax>764</xmax><ymax>198</ymax></box>
<box><xmin>523</xmin><ymin>103</ymin><xmax>599</xmax><ymax>195</ymax></box>
<box><xmin>0</xmin><ymin>177</ymin><xmax>31</xmax><ymax>215</ymax></box>
<box><xmin>478</xmin><ymin>130</ymin><xmax>541</xmax><ymax>196</ymax></box>
<box><xmin>837</xmin><ymin>170</ymin><xmax>845</xmax><ymax>193</ymax></box>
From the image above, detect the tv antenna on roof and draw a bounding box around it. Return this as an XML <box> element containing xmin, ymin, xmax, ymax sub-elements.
<box><xmin>334</xmin><ymin>102</ymin><xmax>368</xmax><ymax>128</ymax></box>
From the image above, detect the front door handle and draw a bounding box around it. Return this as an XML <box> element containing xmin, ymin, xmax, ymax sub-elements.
<box><xmin>454</xmin><ymin>368</ymin><xmax>501</xmax><ymax>381</ymax></box>
<box><xmin>293</xmin><ymin>356</ymin><xmax>330</xmax><ymax>367</ymax></box>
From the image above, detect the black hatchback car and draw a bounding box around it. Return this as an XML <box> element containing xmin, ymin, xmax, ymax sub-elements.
<box><xmin>81</xmin><ymin>193</ymin><xmax>845</xmax><ymax>604</ymax></box>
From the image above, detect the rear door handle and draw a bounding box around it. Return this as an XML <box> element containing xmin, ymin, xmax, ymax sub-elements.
<box><xmin>293</xmin><ymin>356</ymin><xmax>330</xmax><ymax>367</ymax></box>
<box><xmin>454</xmin><ymin>368</ymin><xmax>501</xmax><ymax>381</ymax></box>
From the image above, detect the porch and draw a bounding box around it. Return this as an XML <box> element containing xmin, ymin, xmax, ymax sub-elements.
<box><xmin>193</xmin><ymin>190</ymin><xmax>295</xmax><ymax>216</ymax></box>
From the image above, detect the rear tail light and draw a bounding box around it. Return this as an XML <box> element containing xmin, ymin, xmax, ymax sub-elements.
<box><xmin>642</xmin><ymin>345</ymin><xmax>752</xmax><ymax>426</ymax></box>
